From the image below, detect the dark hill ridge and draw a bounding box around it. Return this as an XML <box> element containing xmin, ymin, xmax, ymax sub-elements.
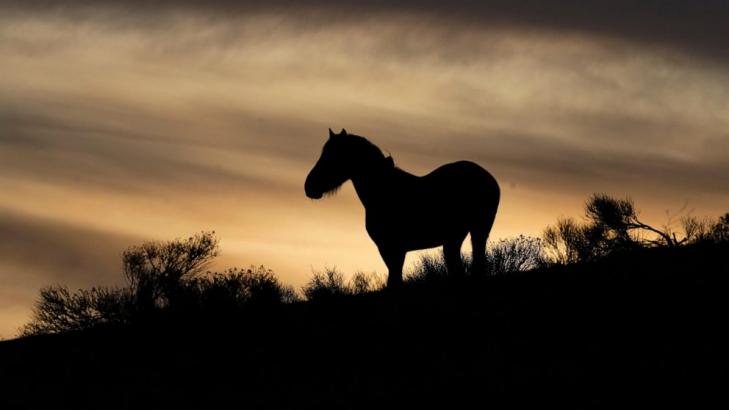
<box><xmin>1</xmin><ymin>242</ymin><xmax>727</xmax><ymax>408</ymax></box>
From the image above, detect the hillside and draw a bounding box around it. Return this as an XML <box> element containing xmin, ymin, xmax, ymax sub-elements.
<box><xmin>1</xmin><ymin>242</ymin><xmax>727</xmax><ymax>408</ymax></box>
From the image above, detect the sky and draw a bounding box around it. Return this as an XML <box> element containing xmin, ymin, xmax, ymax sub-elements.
<box><xmin>1</xmin><ymin>0</ymin><xmax>728</xmax><ymax>337</ymax></box>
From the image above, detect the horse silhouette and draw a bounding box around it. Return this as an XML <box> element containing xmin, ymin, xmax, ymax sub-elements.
<box><xmin>305</xmin><ymin>129</ymin><xmax>500</xmax><ymax>288</ymax></box>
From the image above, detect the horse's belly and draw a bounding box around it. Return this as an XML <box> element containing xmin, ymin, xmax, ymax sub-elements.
<box><xmin>366</xmin><ymin>214</ymin><xmax>468</xmax><ymax>251</ymax></box>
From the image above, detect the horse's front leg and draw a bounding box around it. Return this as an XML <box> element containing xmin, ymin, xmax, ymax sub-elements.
<box><xmin>378</xmin><ymin>246</ymin><xmax>405</xmax><ymax>289</ymax></box>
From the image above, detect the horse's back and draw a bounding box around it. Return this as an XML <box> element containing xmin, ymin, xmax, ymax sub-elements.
<box><xmin>424</xmin><ymin>160</ymin><xmax>500</xmax><ymax>200</ymax></box>
<box><xmin>413</xmin><ymin>160</ymin><xmax>500</xmax><ymax>227</ymax></box>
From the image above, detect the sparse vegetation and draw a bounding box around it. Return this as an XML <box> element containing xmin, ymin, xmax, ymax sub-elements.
<box><xmin>405</xmin><ymin>235</ymin><xmax>546</xmax><ymax>282</ymax></box>
<box><xmin>19</xmin><ymin>194</ymin><xmax>728</xmax><ymax>338</ymax></box>
<box><xmin>22</xmin><ymin>232</ymin><xmax>295</xmax><ymax>336</ymax></box>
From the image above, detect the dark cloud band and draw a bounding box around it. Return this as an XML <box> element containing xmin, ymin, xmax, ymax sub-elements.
<box><xmin>3</xmin><ymin>0</ymin><xmax>728</xmax><ymax>63</ymax></box>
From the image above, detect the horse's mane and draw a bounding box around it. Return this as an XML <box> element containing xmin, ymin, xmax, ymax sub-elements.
<box><xmin>314</xmin><ymin>131</ymin><xmax>397</xmax><ymax>197</ymax></box>
<box><xmin>346</xmin><ymin>134</ymin><xmax>395</xmax><ymax>169</ymax></box>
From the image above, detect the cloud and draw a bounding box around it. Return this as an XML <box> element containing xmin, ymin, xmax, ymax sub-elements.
<box><xmin>0</xmin><ymin>209</ymin><xmax>143</xmax><ymax>285</ymax></box>
<box><xmin>3</xmin><ymin>0</ymin><xmax>728</xmax><ymax>63</ymax></box>
<box><xmin>2</xmin><ymin>7</ymin><xmax>727</xmax><ymax>216</ymax></box>
<box><xmin>0</xmin><ymin>106</ymin><xmax>293</xmax><ymax>197</ymax></box>
<box><xmin>2</xmin><ymin>7</ymin><xmax>727</xmax><ymax>204</ymax></box>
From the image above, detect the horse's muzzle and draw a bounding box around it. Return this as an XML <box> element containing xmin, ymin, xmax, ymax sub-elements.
<box><xmin>305</xmin><ymin>187</ymin><xmax>323</xmax><ymax>199</ymax></box>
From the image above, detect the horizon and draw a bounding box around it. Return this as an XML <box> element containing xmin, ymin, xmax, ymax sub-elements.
<box><xmin>2</xmin><ymin>1</ymin><xmax>729</xmax><ymax>338</ymax></box>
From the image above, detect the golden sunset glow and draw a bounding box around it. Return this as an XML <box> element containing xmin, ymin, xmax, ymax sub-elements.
<box><xmin>1</xmin><ymin>2</ymin><xmax>728</xmax><ymax>337</ymax></box>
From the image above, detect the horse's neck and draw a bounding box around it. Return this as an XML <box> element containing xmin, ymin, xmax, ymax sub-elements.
<box><xmin>351</xmin><ymin>167</ymin><xmax>408</xmax><ymax>209</ymax></box>
<box><xmin>351</xmin><ymin>174</ymin><xmax>386</xmax><ymax>209</ymax></box>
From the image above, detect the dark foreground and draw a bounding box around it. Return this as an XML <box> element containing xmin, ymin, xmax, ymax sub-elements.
<box><xmin>1</xmin><ymin>243</ymin><xmax>727</xmax><ymax>409</ymax></box>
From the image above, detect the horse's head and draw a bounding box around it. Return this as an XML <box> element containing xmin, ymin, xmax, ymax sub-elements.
<box><xmin>305</xmin><ymin>128</ymin><xmax>352</xmax><ymax>199</ymax></box>
<box><xmin>305</xmin><ymin>128</ymin><xmax>391</xmax><ymax>199</ymax></box>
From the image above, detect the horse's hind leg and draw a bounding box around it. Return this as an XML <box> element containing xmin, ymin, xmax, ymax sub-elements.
<box><xmin>471</xmin><ymin>209</ymin><xmax>497</xmax><ymax>276</ymax></box>
<box><xmin>470</xmin><ymin>230</ymin><xmax>488</xmax><ymax>277</ymax></box>
<box><xmin>379</xmin><ymin>246</ymin><xmax>405</xmax><ymax>289</ymax></box>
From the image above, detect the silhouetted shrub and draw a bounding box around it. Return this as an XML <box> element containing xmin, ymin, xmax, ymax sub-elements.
<box><xmin>183</xmin><ymin>266</ymin><xmax>298</xmax><ymax>311</ymax></box>
<box><xmin>487</xmin><ymin>235</ymin><xmax>547</xmax><ymax>275</ymax></box>
<box><xmin>123</xmin><ymin>231</ymin><xmax>219</xmax><ymax>313</ymax></box>
<box><xmin>406</xmin><ymin>252</ymin><xmax>450</xmax><ymax>283</ymax></box>
<box><xmin>302</xmin><ymin>268</ymin><xmax>350</xmax><ymax>301</ymax></box>
<box><xmin>350</xmin><ymin>271</ymin><xmax>386</xmax><ymax>294</ymax></box>
<box><xmin>302</xmin><ymin>269</ymin><xmax>383</xmax><ymax>301</ymax></box>
<box><xmin>543</xmin><ymin>217</ymin><xmax>599</xmax><ymax>264</ymax></box>
<box><xmin>680</xmin><ymin>216</ymin><xmax>714</xmax><ymax>244</ymax></box>
<box><xmin>22</xmin><ymin>232</ymin><xmax>295</xmax><ymax>336</ymax></box>
<box><xmin>543</xmin><ymin>195</ymin><xmax>729</xmax><ymax>264</ymax></box>
<box><xmin>21</xmin><ymin>286</ymin><xmax>133</xmax><ymax>336</ymax></box>
<box><xmin>713</xmin><ymin>213</ymin><xmax>729</xmax><ymax>242</ymax></box>
<box><xmin>682</xmin><ymin>213</ymin><xmax>729</xmax><ymax>244</ymax></box>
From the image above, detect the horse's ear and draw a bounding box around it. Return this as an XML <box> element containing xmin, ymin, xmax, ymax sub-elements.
<box><xmin>340</xmin><ymin>128</ymin><xmax>348</xmax><ymax>136</ymax></box>
<box><xmin>329</xmin><ymin>128</ymin><xmax>335</xmax><ymax>139</ymax></box>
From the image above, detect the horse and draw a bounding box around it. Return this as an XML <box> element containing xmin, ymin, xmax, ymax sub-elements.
<box><xmin>305</xmin><ymin>128</ymin><xmax>500</xmax><ymax>288</ymax></box>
